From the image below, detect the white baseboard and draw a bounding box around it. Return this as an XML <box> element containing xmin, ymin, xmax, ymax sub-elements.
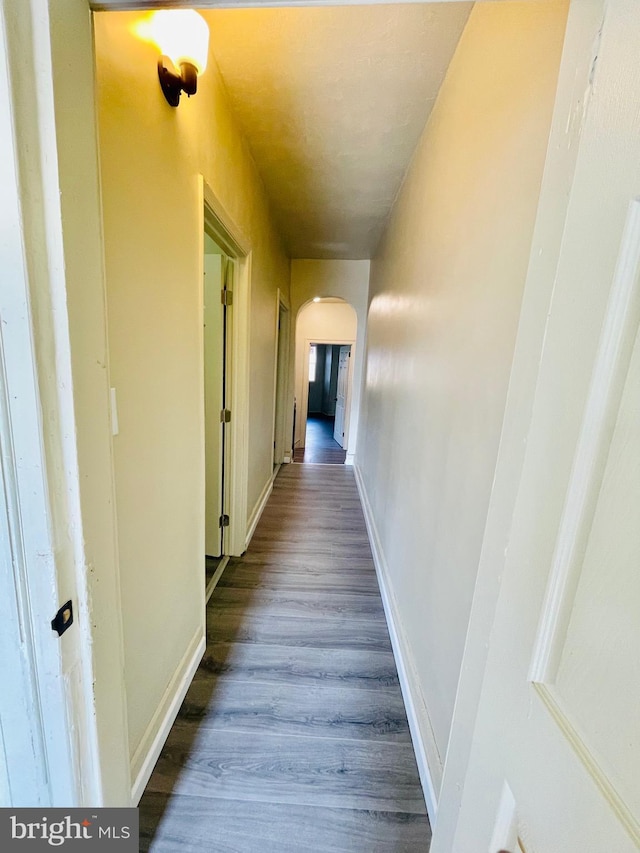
<box><xmin>205</xmin><ymin>555</ymin><xmax>230</xmax><ymax>604</ymax></box>
<box><xmin>345</xmin><ymin>451</ymin><xmax>355</xmax><ymax>466</ymax></box>
<box><xmin>245</xmin><ymin>465</ymin><xmax>279</xmax><ymax>550</ymax></box>
<box><xmin>354</xmin><ymin>464</ymin><xmax>441</xmax><ymax>826</ymax></box>
<box><xmin>130</xmin><ymin>628</ymin><xmax>205</xmax><ymax>805</ymax></box>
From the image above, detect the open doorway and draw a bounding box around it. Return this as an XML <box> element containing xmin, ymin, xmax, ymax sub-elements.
<box><xmin>294</xmin><ymin>343</ymin><xmax>351</xmax><ymax>463</ymax></box>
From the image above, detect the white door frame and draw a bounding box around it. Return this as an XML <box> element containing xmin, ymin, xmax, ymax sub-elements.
<box><xmin>272</xmin><ymin>292</ymin><xmax>291</xmax><ymax>466</ymax></box>
<box><xmin>200</xmin><ymin>178</ymin><xmax>252</xmax><ymax>557</ymax></box>
<box><xmin>298</xmin><ymin>338</ymin><xmax>355</xmax><ymax>451</ymax></box>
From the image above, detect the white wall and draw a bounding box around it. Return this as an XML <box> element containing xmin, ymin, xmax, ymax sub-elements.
<box><xmin>94</xmin><ymin>11</ymin><xmax>289</xmax><ymax>782</ymax></box>
<box><xmin>291</xmin><ymin>260</ymin><xmax>369</xmax><ymax>462</ymax></box>
<box><xmin>356</xmin><ymin>0</ymin><xmax>568</xmax><ymax>800</ymax></box>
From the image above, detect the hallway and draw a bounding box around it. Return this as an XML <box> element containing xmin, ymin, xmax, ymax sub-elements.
<box><xmin>294</xmin><ymin>414</ymin><xmax>347</xmax><ymax>464</ymax></box>
<box><xmin>139</xmin><ymin>465</ymin><xmax>429</xmax><ymax>851</ymax></box>
<box><xmin>4</xmin><ymin>1</ymin><xmax>639</xmax><ymax>847</ymax></box>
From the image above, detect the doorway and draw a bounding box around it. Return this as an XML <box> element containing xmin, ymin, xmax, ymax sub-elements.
<box><xmin>294</xmin><ymin>342</ymin><xmax>351</xmax><ymax>464</ymax></box>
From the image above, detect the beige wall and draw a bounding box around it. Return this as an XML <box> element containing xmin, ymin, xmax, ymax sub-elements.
<box><xmin>291</xmin><ymin>260</ymin><xmax>369</xmax><ymax>461</ymax></box>
<box><xmin>94</xmin><ymin>12</ymin><xmax>289</xmax><ymax>765</ymax></box>
<box><xmin>356</xmin><ymin>0</ymin><xmax>568</xmax><ymax>787</ymax></box>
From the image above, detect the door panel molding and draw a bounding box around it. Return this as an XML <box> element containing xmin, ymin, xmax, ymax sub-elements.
<box><xmin>528</xmin><ymin>199</ymin><xmax>640</xmax><ymax>845</ymax></box>
<box><xmin>533</xmin><ymin>682</ymin><xmax>640</xmax><ymax>845</ymax></box>
<box><xmin>530</xmin><ymin>198</ymin><xmax>640</xmax><ymax>685</ymax></box>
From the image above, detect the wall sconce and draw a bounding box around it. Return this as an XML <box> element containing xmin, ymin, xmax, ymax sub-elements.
<box><xmin>150</xmin><ymin>10</ymin><xmax>209</xmax><ymax>107</ymax></box>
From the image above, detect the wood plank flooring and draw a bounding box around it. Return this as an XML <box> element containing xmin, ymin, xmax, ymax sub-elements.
<box><xmin>293</xmin><ymin>414</ymin><xmax>347</xmax><ymax>464</ymax></box>
<box><xmin>140</xmin><ymin>464</ymin><xmax>430</xmax><ymax>852</ymax></box>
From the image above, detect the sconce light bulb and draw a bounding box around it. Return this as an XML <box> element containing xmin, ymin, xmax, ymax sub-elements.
<box><xmin>150</xmin><ymin>10</ymin><xmax>209</xmax><ymax>75</ymax></box>
<box><xmin>150</xmin><ymin>10</ymin><xmax>209</xmax><ymax>106</ymax></box>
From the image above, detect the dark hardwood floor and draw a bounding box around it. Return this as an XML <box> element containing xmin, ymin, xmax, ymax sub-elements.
<box><xmin>139</xmin><ymin>464</ymin><xmax>430</xmax><ymax>852</ymax></box>
<box><xmin>293</xmin><ymin>414</ymin><xmax>347</xmax><ymax>464</ymax></box>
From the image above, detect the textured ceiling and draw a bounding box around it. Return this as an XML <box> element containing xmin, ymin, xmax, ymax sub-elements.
<box><xmin>203</xmin><ymin>5</ymin><xmax>472</xmax><ymax>259</ymax></box>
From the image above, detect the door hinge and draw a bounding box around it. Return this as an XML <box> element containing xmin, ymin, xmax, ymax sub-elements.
<box><xmin>219</xmin><ymin>514</ymin><xmax>230</xmax><ymax>528</ymax></box>
<box><xmin>221</xmin><ymin>289</ymin><xmax>233</xmax><ymax>306</ymax></box>
<box><xmin>220</xmin><ymin>409</ymin><xmax>231</xmax><ymax>423</ymax></box>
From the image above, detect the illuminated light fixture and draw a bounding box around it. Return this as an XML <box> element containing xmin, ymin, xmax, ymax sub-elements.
<box><xmin>313</xmin><ymin>297</ymin><xmax>321</xmax><ymax>302</ymax></box>
<box><xmin>150</xmin><ymin>10</ymin><xmax>209</xmax><ymax>107</ymax></box>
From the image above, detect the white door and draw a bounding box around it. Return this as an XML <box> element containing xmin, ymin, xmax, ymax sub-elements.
<box><xmin>333</xmin><ymin>346</ymin><xmax>350</xmax><ymax>447</ymax></box>
<box><xmin>273</xmin><ymin>302</ymin><xmax>289</xmax><ymax>467</ymax></box>
<box><xmin>453</xmin><ymin>2</ymin><xmax>640</xmax><ymax>851</ymax></box>
<box><xmin>204</xmin><ymin>250</ymin><xmax>225</xmax><ymax>557</ymax></box>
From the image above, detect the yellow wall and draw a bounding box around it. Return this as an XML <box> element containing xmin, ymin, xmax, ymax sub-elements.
<box><xmin>94</xmin><ymin>12</ymin><xmax>289</xmax><ymax>763</ymax></box>
<box><xmin>356</xmin><ymin>0</ymin><xmax>568</xmax><ymax>781</ymax></box>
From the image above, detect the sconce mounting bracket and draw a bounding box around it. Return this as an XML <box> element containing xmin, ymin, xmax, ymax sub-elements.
<box><xmin>158</xmin><ymin>56</ymin><xmax>199</xmax><ymax>107</ymax></box>
<box><xmin>158</xmin><ymin>56</ymin><xmax>182</xmax><ymax>106</ymax></box>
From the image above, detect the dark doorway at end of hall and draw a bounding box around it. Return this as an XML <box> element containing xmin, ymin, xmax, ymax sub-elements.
<box><xmin>294</xmin><ymin>343</ymin><xmax>348</xmax><ymax>464</ymax></box>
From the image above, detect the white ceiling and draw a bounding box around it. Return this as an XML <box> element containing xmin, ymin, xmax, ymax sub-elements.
<box><xmin>203</xmin><ymin>4</ymin><xmax>472</xmax><ymax>259</ymax></box>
